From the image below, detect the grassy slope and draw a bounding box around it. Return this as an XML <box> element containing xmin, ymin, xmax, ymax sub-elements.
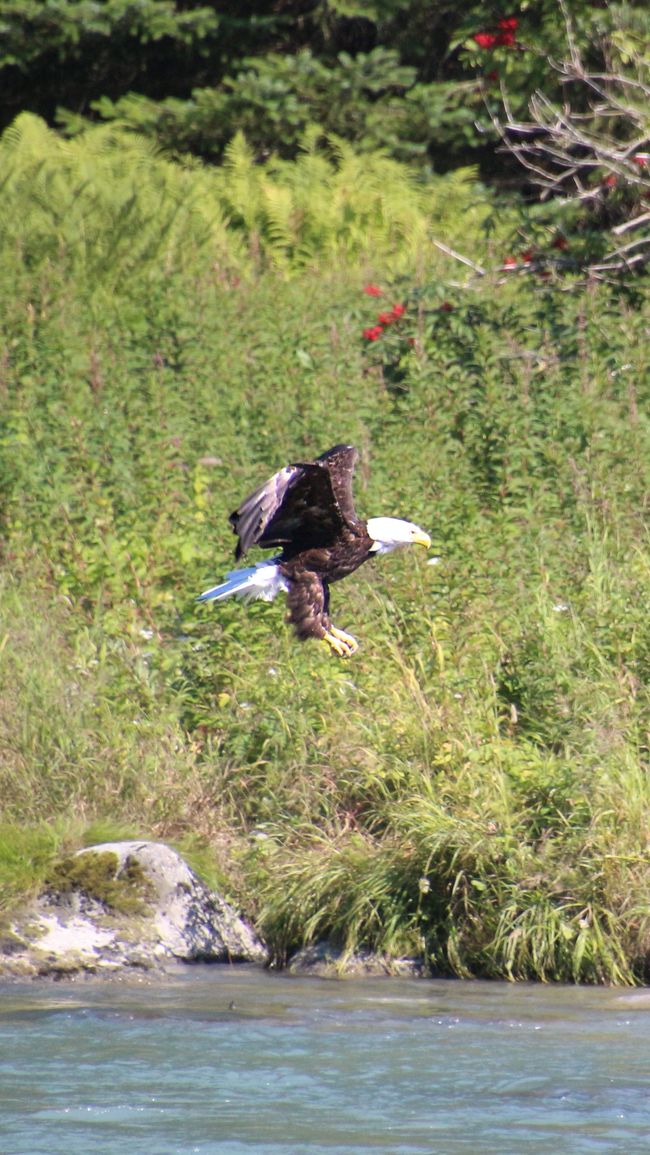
<box><xmin>1</xmin><ymin>119</ymin><xmax>650</xmax><ymax>982</ymax></box>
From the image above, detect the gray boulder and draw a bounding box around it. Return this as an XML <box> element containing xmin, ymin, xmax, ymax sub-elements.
<box><xmin>0</xmin><ymin>840</ymin><xmax>268</xmax><ymax>977</ymax></box>
<box><xmin>288</xmin><ymin>940</ymin><xmax>424</xmax><ymax>978</ymax></box>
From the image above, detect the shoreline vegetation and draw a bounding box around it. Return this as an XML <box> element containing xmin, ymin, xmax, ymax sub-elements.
<box><xmin>1</xmin><ymin>112</ymin><xmax>650</xmax><ymax>985</ymax></box>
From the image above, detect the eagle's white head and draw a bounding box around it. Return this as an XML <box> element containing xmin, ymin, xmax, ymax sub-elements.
<box><xmin>366</xmin><ymin>517</ymin><xmax>431</xmax><ymax>555</ymax></box>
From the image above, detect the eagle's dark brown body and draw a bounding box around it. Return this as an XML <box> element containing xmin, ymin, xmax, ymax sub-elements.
<box><xmin>281</xmin><ymin>529</ymin><xmax>375</xmax><ymax>642</ymax></box>
<box><xmin>198</xmin><ymin>443</ymin><xmax>430</xmax><ymax>656</ymax></box>
<box><xmin>230</xmin><ymin>445</ymin><xmax>373</xmax><ymax>649</ymax></box>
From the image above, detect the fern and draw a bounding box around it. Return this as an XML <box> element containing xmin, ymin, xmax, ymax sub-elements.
<box><xmin>0</xmin><ymin>114</ymin><xmax>242</xmax><ymax>291</ymax></box>
<box><xmin>0</xmin><ymin>114</ymin><xmax>494</xmax><ymax>282</ymax></box>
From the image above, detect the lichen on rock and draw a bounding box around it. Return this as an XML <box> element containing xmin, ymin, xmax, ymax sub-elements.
<box><xmin>44</xmin><ymin>851</ymin><xmax>152</xmax><ymax>916</ymax></box>
<box><xmin>0</xmin><ymin>840</ymin><xmax>268</xmax><ymax>978</ymax></box>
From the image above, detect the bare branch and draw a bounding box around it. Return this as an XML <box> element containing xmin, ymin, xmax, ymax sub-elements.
<box><xmin>430</xmin><ymin>238</ymin><xmax>486</xmax><ymax>276</ymax></box>
<box><xmin>577</xmin><ymin>73</ymin><xmax>650</xmax><ymax>100</ymax></box>
<box><xmin>488</xmin><ymin>4</ymin><xmax>650</xmax><ymax>279</ymax></box>
<box><xmin>558</xmin><ymin>0</ymin><xmax>582</xmax><ymax>72</ymax></box>
<box><xmin>611</xmin><ymin>211</ymin><xmax>650</xmax><ymax>236</ymax></box>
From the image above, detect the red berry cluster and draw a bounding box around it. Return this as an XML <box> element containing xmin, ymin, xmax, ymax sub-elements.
<box><xmin>501</xmin><ymin>236</ymin><xmax>569</xmax><ymax>271</ymax></box>
<box><xmin>362</xmin><ymin>287</ymin><xmax>406</xmax><ymax>341</ymax></box>
<box><xmin>473</xmin><ymin>16</ymin><xmax>518</xmax><ymax>50</ymax></box>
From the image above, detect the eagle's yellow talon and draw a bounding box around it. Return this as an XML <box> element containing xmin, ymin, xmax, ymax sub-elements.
<box><xmin>322</xmin><ymin>630</ymin><xmax>356</xmax><ymax>658</ymax></box>
<box><xmin>329</xmin><ymin>624</ymin><xmax>359</xmax><ymax>653</ymax></box>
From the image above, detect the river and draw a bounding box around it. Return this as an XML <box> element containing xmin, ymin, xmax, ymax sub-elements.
<box><xmin>2</xmin><ymin>966</ymin><xmax>649</xmax><ymax>1154</ymax></box>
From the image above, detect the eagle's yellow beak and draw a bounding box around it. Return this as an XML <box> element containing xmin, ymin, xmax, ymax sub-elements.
<box><xmin>412</xmin><ymin>529</ymin><xmax>431</xmax><ymax>549</ymax></box>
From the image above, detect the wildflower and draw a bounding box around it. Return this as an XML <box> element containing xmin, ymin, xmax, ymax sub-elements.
<box><xmin>502</xmin><ymin>255</ymin><xmax>517</xmax><ymax>269</ymax></box>
<box><xmin>520</xmin><ymin>249</ymin><xmax>535</xmax><ymax>264</ymax></box>
<box><xmin>495</xmin><ymin>30</ymin><xmax>516</xmax><ymax>46</ymax></box>
<box><xmin>363</xmin><ymin>325</ymin><xmax>384</xmax><ymax>341</ymax></box>
<box><xmin>390</xmin><ymin>303</ymin><xmax>406</xmax><ymax>318</ymax></box>
<box><xmin>601</xmin><ymin>173</ymin><xmax>617</xmax><ymax>188</ymax></box>
<box><xmin>633</xmin><ymin>153</ymin><xmax>649</xmax><ymax>167</ymax></box>
<box><xmin>473</xmin><ymin>32</ymin><xmax>499</xmax><ymax>49</ymax></box>
<box><xmin>363</xmin><ymin>283</ymin><xmax>383</xmax><ymax>296</ymax></box>
<box><xmin>378</xmin><ymin>311</ymin><xmax>396</xmax><ymax>325</ymax></box>
<box><xmin>497</xmin><ymin>16</ymin><xmax>518</xmax><ymax>31</ymax></box>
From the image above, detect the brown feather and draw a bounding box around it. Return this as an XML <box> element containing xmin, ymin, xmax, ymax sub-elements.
<box><xmin>314</xmin><ymin>444</ymin><xmax>363</xmax><ymax>528</ymax></box>
<box><xmin>284</xmin><ymin>570</ymin><xmax>330</xmax><ymax>641</ymax></box>
<box><xmin>229</xmin><ymin>445</ymin><xmax>375</xmax><ymax>643</ymax></box>
<box><xmin>229</xmin><ymin>444</ymin><xmax>362</xmax><ymax>560</ymax></box>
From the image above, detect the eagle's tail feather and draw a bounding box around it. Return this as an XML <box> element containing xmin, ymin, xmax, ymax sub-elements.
<box><xmin>197</xmin><ymin>560</ymin><xmax>287</xmax><ymax>605</ymax></box>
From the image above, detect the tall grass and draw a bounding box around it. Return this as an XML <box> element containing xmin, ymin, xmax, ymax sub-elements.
<box><xmin>1</xmin><ymin>114</ymin><xmax>649</xmax><ymax>981</ymax></box>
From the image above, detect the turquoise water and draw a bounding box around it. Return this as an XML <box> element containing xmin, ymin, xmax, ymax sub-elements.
<box><xmin>2</xmin><ymin>966</ymin><xmax>650</xmax><ymax>1154</ymax></box>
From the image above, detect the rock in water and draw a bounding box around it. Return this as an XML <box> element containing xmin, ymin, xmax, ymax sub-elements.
<box><xmin>78</xmin><ymin>841</ymin><xmax>268</xmax><ymax>963</ymax></box>
<box><xmin>1</xmin><ymin>840</ymin><xmax>268</xmax><ymax>977</ymax></box>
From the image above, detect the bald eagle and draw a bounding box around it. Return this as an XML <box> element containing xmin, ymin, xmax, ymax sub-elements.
<box><xmin>197</xmin><ymin>444</ymin><xmax>430</xmax><ymax>656</ymax></box>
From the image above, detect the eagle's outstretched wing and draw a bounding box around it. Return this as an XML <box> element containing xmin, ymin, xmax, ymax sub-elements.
<box><xmin>230</xmin><ymin>444</ymin><xmax>361</xmax><ymax>560</ymax></box>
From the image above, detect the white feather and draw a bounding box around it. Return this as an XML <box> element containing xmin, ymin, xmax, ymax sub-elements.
<box><xmin>197</xmin><ymin>560</ymin><xmax>288</xmax><ymax>604</ymax></box>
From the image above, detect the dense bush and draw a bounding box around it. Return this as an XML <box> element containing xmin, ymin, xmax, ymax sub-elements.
<box><xmin>3</xmin><ymin>1</ymin><xmax>648</xmax><ymax>176</ymax></box>
<box><xmin>3</xmin><ymin>2</ymin><xmax>649</xmax><ymax>280</ymax></box>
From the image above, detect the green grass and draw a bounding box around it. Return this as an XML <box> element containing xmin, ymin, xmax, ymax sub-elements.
<box><xmin>1</xmin><ymin>117</ymin><xmax>650</xmax><ymax>982</ymax></box>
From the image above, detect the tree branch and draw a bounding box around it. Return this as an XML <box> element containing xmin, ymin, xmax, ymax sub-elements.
<box><xmin>489</xmin><ymin>4</ymin><xmax>650</xmax><ymax>278</ymax></box>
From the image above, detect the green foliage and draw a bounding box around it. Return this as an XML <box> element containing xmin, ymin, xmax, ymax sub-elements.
<box><xmin>0</xmin><ymin>0</ymin><xmax>217</xmax><ymax>67</ymax></box>
<box><xmin>0</xmin><ymin>579</ymin><xmax>200</xmax><ymax>829</ymax></box>
<box><xmin>0</xmin><ymin>817</ymin><xmax>145</xmax><ymax>913</ymax></box>
<box><xmin>0</xmin><ymin>824</ymin><xmax>63</xmax><ymax>912</ymax></box>
<box><xmin>92</xmin><ymin>47</ymin><xmax>422</xmax><ymax>163</ymax></box>
<box><xmin>1</xmin><ymin>120</ymin><xmax>650</xmax><ymax>981</ymax></box>
<box><xmin>0</xmin><ymin>114</ymin><xmax>492</xmax><ymax>281</ymax></box>
<box><xmin>0</xmin><ymin>113</ymin><xmax>241</xmax><ymax>291</ymax></box>
<box><xmin>0</xmin><ymin>0</ymin><xmax>220</xmax><ymax>130</ymax></box>
<box><xmin>2</xmin><ymin>0</ymin><xmax>650</xmax><ymax>204</ymax></box>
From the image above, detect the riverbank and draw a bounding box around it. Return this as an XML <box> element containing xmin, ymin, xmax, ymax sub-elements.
<box><xmin>0</xmin><ymin>840</ymin><xmax>427</xmax><ymax>981</ymax></box>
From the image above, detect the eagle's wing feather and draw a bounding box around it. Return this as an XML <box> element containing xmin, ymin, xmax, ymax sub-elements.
<box><xmin>230</xmin><ymin>445</ymin><xmax>362</xmax><ymax>560</ymax></box>
<box><xmin>230</xmin><ymin>464</ymin><xmax>301</xmax><ymax>559</ymax></box>
<box><xmin>315</xmin><ymin>444</ymin><xmax>363</xmax><ymax>528</ymax></box>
